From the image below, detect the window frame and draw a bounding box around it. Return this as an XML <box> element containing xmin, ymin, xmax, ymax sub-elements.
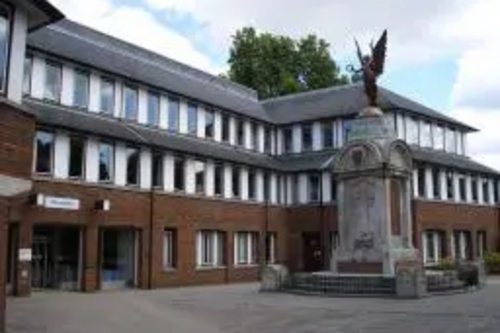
<box><xmin>187</xmin><ymin>103</ymin><xmax>198</xmax><ymax>135</ymax></box>
<box><xmin>68</xmin><ymin>135</ymin><xmax>86</xmax><ymax>180</ymax></box>
<box><xmin>122</xmin><ymin>84</ymin><xmax>138</xmax><ymax>121</ymax></box>
<box><xmin>163</xmin><ymin>228</ymin><xmax>177</xmax><ymax>270</ymax></box>
<box><xmin>97</xmin><ymin>141</ymin><xmax>115</xmax><ymax>183</ymax></box>
<box><xmin>152</xmin><ymin>151</ymin><xmax>164</xmax><ymax>189</ymax></box>
<box><xmin>99</xmin><ymin>77</ymin><xmax>115</xmax><ymax>115</ymax></box>
<box><xmin>301</xmin><ymin>124</ymin><xmax>313</xmax><ymax>151</ymax></box>
<box><xmin>168</xmin><ymin>97</ymin><xmax>180</xmax><ymax>132</ymax></box>
<box><xmin>23</xmin><ymin>55</ymin><xmax>33</xmax><ymax>96</ymax></box>
<box><xmin>173</xmin><ymin>155</ymin><xmax>185</xmax><ymax>192</ymax></box>
<box><xmin>44</xmin><ymin>61</ymin><xmax>62</xmax><ymax>103</ymax></box>
<box><xmin>214</xmin><ymin>163</ymin><xmax>224</xmax><ymax>197</ymax></box>
<box><xmin>147</xmin><ymin>91</ymin><xmax>160</xmax><ymax>127</ymax></box>
<box><xmin>34</xmin><ymin>130</ymin><xmax>55</xmax><ymax>175</ymax></box>
<box><xmin>204</xmin><ymin>108</ymin><xmax>215</xmax><ymax>139</ymax></box>
<box><xmin>194</xmin><ymin>159</ymin><xmax>206</xmax><ymax>195</ymax></box>
<box><xmin>73</xmin><ymin>69</ymin><xmax>90</xmax><ymax>110</ymax></box>
<box><xmin>125</xmin><ymin>145</ymin><xmax>141</xmax><ymax>187</ymax></box>
<box><xmin>0</xmin><ymin>4</ymin><xmax>12</xmax><ymax>95</ymax></box>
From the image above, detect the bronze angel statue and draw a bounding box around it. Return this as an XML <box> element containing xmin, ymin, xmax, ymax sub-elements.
<box><xmin>348</xmin><ymin>30</ymin><xmax>388</xmax><ymax>107</ymax></box>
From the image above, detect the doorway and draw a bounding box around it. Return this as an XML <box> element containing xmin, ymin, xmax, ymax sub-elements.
<box><xmin>31</xmin><ymin>225</ymin><xmax>82</xmax><ymax>291</ymax></box>
<box><xmin>6</xmin><ymin>224</ymin><xmax>18</xmax><ymax>295</ymax></box>
<box><xmin>302</xmin><ymin>232</ymin><xmax>323</xmax><ymax>272</ymax></box>
<box><xmin>99</xmin><ymin>228</ymin><xmax>137</xmax><ymax>290</ymax></box>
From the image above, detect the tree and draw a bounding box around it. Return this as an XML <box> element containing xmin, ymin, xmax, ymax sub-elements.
<box><xmin>226</xmin><ymin>27</ymin><xmax>348</xmax><ymax>99</ymax></box>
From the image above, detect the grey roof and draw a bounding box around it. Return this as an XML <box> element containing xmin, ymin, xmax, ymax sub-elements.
<box><xmin>25</xmin><ymin>0</ymin><xmax>65</xmax><ymax>31</ymax></box>
<box><xmin>262</xmin><ymin>84</ymin><xmax>476</xmax><ymax>131</ymax></box>
<box><xmin>27</xmin><ymin>20</ymin><xmax>271</xmax><ymax>122</ymax></box>
<box><xmin>23</xmin><ymin>99</ymin><xmax>277</xmax><ymax>170</ymax></box>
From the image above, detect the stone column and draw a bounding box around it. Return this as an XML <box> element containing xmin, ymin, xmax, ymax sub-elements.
<box><xmin>0</xmin><ymin>197</ymin><xmax>7</xmax><ymax>333</ymax></box>
<box><xmin>83</xmin><ymin>224</ymin><xmax>99</xmax><ymax>292</ymax></box>
<box><xmin>15</xmin><ymin>220</ymin><xmax>32</xmax><ymax>296</ymax></box>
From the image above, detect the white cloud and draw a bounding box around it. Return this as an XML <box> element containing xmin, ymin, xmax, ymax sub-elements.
<box><xmin>48</xmin><ymin>0</ymin><xmax>221</xmax><ymax>74</ymax></box>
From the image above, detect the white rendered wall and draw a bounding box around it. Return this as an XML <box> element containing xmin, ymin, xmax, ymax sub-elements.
<box><xmin>159</xmin><ymin>95</ymin><xmax>168</xmax><ymax>129</ymax></box>
<box><xmin>163</xmin><ymin>153</ymin><xmax>174</xmax><ymax>192</ymax></box>
<box><xmin>85</xmin><ymin>138</ymin><xmax>99</xmax><ymax>183</ymax></box>
<box><xmin>7</xmin><ymin>9</ymin><xmax>27</xmax><ymax>103</ymax></box>
<box><xmin>213</xmin><ymin>111</ymin><xmax>222</xmax><ymax>142</ymax></box>
<box><xmin>293</xmin><ymin>125</ymin><xmax>301</xmax><ymax>153</ymax></box>
<box><xmin>140</xmin><ymin>149</ymin><xmax>152</xmax><ymax>189</ymax></box>
<box><xmin>88</xmin><ymin>72</ymin><xmax>100</xmax><ymax>113</ymax></box>
<box><xmin>54</xmin><ymin>132</ymin><xmax>69</xmax><ymax>179</ymax></box>
<box><xmin>137</xmin><ymin>88</ymin><xmax>148</xmax><ymax>125</ymax></box>
<box><xmin>30</xmin><ymin>56</ymin><xmax>45</xmax><ymax>99</ymax></box>
<box><xmin>322</xmin><ymin>172</ymin><xmax>331</xmax><ymax>203</ymax></box>
<box><xmin>114</xmin><ymin>142</ymin><xmax>126</xmax><ymax>186</ymax></box>
<box><xmin>178</xmin><ymin>99</ymin><xmax>188</xmax><ymax>134</ymax></box>
<box><xmin>197</xmin><ymin>106</ymin><xmax>206</xmax><ymax>138</ymax></box>
<box><xmin>224</xmin><ymin>164</ymin><xmax>232</xmax><ymax>199</ymax></box>
<box><xmin>113</xmin><ymin>80</ymin><xmax>122</xmax><ymax>118</ymax></box>
<box><xmin>60</xmin><ymin>64</ymin><xmax>74</xmax><ymax>106</ymax></box>
<box><xmin>205</xmin><ymin>160</ymin><xmax>215</xmax><ymax>196</ymax></box>
<box><xmin>312</xmin><ymin>122</ymin><xmax>322</xmax><ymax>151</ymax></box>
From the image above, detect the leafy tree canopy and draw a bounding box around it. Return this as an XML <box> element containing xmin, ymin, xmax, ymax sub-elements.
<box><xmin>226</xmin><ymin>27</ymin><xmax>349</xmax><ymax>99</ymax></box>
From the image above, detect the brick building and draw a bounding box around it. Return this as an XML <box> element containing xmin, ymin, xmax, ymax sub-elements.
<box><xmin>1</xmin><ymin>1</ymin><xmax>500</xmax><ymax>331</ymax></box>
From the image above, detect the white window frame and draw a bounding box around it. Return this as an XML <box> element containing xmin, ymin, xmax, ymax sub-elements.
<box><xmin>163</xmin><ymin>229</ymin><xmax>176</xmax><ymax>270</ymax></box>
<box><xmin>197</xmin><ymin>231</ymin><xmax>224</xmax><ymax>268</ymax></box>
<box><xmin>266</xmin><ymin>232</ymin><xmax>277</xmax><ymax>264</ymax></box>
<box><xmin>234</xmin><ymin>232</ymin><xmax>258</xmax><ymax>266</ymax></box>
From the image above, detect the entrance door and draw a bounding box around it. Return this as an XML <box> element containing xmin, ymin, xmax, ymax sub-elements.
<box><xmin>32</xmin><ymin>234</ymin><xmax>52</xmax><ymax>289</ymax></box>
<box><xmin>100</xmin><ymin>228</ymin><xmax>136</xmax><ymax>290</ymax></box>
<box><xmin>302</xmin><ymin>232</ymin><xmax>322</xmax><ymax>272</ymax></box>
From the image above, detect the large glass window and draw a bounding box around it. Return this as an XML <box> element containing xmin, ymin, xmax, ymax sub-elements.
<box><xmin>283</xmin><ymin>127</ymin><xmax>293</xmax><ymax>153</ymax></box>
<box><xmin>483</xmin><ymin>179</ymin><xmax>490</xmax><ymax>203</ymax></box>
<box><xmin>434</xmin><ymin>125</ymin><xmax>444</xmax><ymax>150</ymax></box>
<box><xmin>251</xmin><ymin>123</ymin><xmax>259</xmax><ymax>150</ymax></box>
<box><xmin>23</xmin><ymin>56</ymin><xmax>32</xmax><ymax>95</ymax></box>
<box><xmin>34</xmin><ymin>131</ymin><xmax>54</xmax><ymax>174</ymax></box>
<box><xmin>417</xmin><ymin>166</ymin><xmax>426</xmax><ymax>197</ymax></box>
<box><xmin>236</xmin><ymin>119</ymin><xmax>245</xmax><ymax>146</ymax></box>
<box><xmin>98</xmin><ymin>142</ymin><xmax>114</xmax><ymax>182</ymax></box>
<box><xmin>222</xmin><ymin>114</ymin><xmax>230</xmax><ymax>142</ymax></box>
<box><xmin>458</xmin><ymin>175</ymin><xmax>466</xmax><ymax>201</ymax></box>
<box><xmin>264</xmin><ymin>127</ymin><xmax>272</xmax><ymax>154</ymax></box>
<box><xmin>420</xmin><ymin>121</ymin><xmax>431</xmax><ymax>147</ymax></box>
<box><xmin>73</xmin><ymin>71</ymin><xmax>89</xmax><ymax>109</ymax></box>
<box><xmin>152</xmin><ymin>151</ymin><xmax>163</xmax><ymax>188</ymax></box>
<box><xmin>446</xmin><ymin>171</ymin><xmax>454</xmax><ymax>200</ymax></box>
<box><xmin>302</xmin><ymin>124</ymin><xmax>313</xmax><ymax>151</ymax></box>
<box><xmin>234</xmin><ymin>232</ymin><xmax>259</xmax><ymax>265</ymax></box>
<box><xmin>163</xmin><ymin>229</ymin><xmax>177</xmax><ymax>269</ymax></box>
<box><xmin>232</xmin><ymin>166</ymin><xmax>241</xmax><ymax>198</ymax></box>
<box><xmin>174</xmin><ymin>156</ymin><xmax>185</xmax><ymax>191</ymax></box>
<box><xmin>308</xmin><ymin>174</ymin><xmax>320</xmax><ymax>202</ymax></box>
<box><xmin>322</xmin><ymin>122</ymin><xmax>333</xmax><ymax>148</ymax></box>
<box><xmin>168</xmin><ymin>98</ymin><xmax>179</xmax><ymax>131</ymax></box>
<box><xmin>126</xmin><ymin>147</ymin><xmax>140</xmax><ymax>186</ymax></box>
<box><xmin>248</xmin><ymin>169</ymin><xmax>256</xmax><ymax>200</ymax></box>
<box><xmin>471</xmin><ymin>177</ymin><xmax>478</xmax><ymax>202</ymax></box>
<box><xmin>343</xmin><ymin>119</ymin><xmax>353</xmax><ymax>142</ymax></box>
<box><xmin>44</xmin><ymin>62</ymin><xmax>62</xmax><ymax>102</ymax></box>
<box><xmin>194</xmin><ymin>160</ymin><xmax>206</xmax><ymax>194</ymax></box>
<box><xmin>68</xmin><ymin>136</ymin><xmax>85</xmax><ymax>179</ymax></box>
<box><xmin>100</xmin><ymin>78</ymin><xmax>115</xmax><ymax>114</ymax></box>
<box><xmin>265</xmin><ymin>232</ymin><xmax>277</xmax><ymax>264</ymax></box>
<box><xmin>147</xmin><ymin>92</ymin><xmax>160</xmax><ymax>127</ymax></box>
<box><xmin>0</xmin><ymin>6</ymin><xmax>11</xmax><ymax>93</ymax></box>
<box><xmin>446</xmin><ymin>128</ymin><xmax>456</xmax><ymax>153</ymax></box>
<box><xmin>187</xmin><ymin>104</ymin><xmax>197</xmax><ymax>135</ymax></box>
<box><xmin>123</xmin><ymin>86</ymin><xmax>138</xmax><ymax>121</ymax></box>
<box><xmin>214</xmin><ymin>164</ymin><xmax>224</xmax><ymax>196</ymax></box>
<box><xmin>432</xmin><ymin>168</ymin><xmax>440</xmax><ymax>199</ymax></box>
<box><xmin>197</xmin><ymin>231</ymin><xmax>225</xmax><ymax>267</ymax></box>
<box><xmin>405</xmin><ymin>117</ymin><xmax>419</xmax><ymax>144</ymax></box>
<box><xmin>205</xmin><ymin>109</ymin><xmax>215</xmax><ymax>139</ymax></box>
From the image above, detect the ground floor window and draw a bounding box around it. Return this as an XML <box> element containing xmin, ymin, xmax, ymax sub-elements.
<box><xmin>234</xmin><ymin>232</ymin><xmax>259</xmax><ymax>265</ymax></box>
<box><xmin>197</xmin><ymin>230</ymin><xmax>225</xmax><ymax>267</ymax></box>
<box><xmin>163</xmin><ymin>229</ymin><xmax>177</xmax><ymax>269</ymax></box>
<box><xmin>477</xmin><ymin>231</ymin><xmax>487</xmax><ymax>258</ymax></box>
<box><xmin>265</xmin><ymin>232</ymin><xmax>277</xmax><ymax>264</ymax></box>
<box><xmin>452</xmin><ymin>230</ymin><xmax>472</xmax><ymax>260</ymax></box>
<box><xmin>422</xmin><ymin>230</ymin><xmax>445</xmax><ymax>265</ymax></box>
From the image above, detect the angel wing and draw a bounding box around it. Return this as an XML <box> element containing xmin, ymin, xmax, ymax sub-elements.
<box><xmin>371</xmin><ymin>29</ymin><xmax>387</xmax><ymax>75</ymax></box>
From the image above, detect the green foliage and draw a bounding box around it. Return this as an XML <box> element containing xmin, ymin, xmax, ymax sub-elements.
<box><xmin>226</xmin><ymin>27</ymin><xmax>349</xmax><ymax>99</ymax></box>
<box><xmin>484</xmin><ymin>252</ymin><xmax>500</xmax><ymax>274</ymax></box>
<box><xmin>435</xmin><ymin>257</ymin><xmax>456</xmax><ymax>271</ymax></box>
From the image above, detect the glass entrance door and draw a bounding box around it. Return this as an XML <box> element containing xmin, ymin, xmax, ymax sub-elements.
<box><xmin>100</xmin><ymin>228</ymin><xmax>136</xmax><ymax>290</ymax></box>
<box><xmin>32</xmin><ymin>235</ymin><xmax>52</xmax><ymax>289</ymax></box>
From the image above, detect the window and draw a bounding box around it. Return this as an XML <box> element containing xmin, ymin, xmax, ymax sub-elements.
<box><xmin>0</xmin><ymin>6</ymin><xmax>11</xmax><ymax>93</ymax></box>
<box><xmin>417</xmin><ymin>167</ymin><xmax>426</xmax><ymax>197</ymax></box>
<box><xmin>330</xmin><ymin>176</ymin><xmax>337</xmax><ymax>201</ymax></box>
<box><xmin>222</xmin><ymin>114</ymin><xmax>230</xmax><ymax>142</ymax></box>
<box><xmin>187</xmin><ymin>104</ymin><xmax>197</xmax><ymax>135</ymax></box>
<box><xmin>248</xmin><ymin>169</ymin><xmax>256</xmax><ymax>200</ymax></box>
<box><xmin>68</xmin><ymin>136</ymin><xmax>85</xmax><ymax>179</ymax></box>
<box><xmin>163</xmin><ymin>229</ymin><xmax>177</xmax><ymax>269</ymax></box>
<box><xmin>234</xmin><ymin>232</ymin><xmax>259</xmax><ymax>265</ymax></box>
<box><xmin>99</xmin><ymin>78</ymin><xmax>114</xmax><ymax>114</ymax></box>
<box><xmin>251</xmin><ymin>123</ymin><xmax>259</xmax><ymax>150</ymax></box>
<box><xmin>232</xmin><ymin>166</ymin><xmax>241</xmax><ymax>198</ymax></box>
<box><xmin>214</xmin><ymin>164</ymin><xmax>224</xmax><ymax>196</ymax></box>
<box><xmin>302</xmin><ymin>124</ymin><xmax>313</xmax><ymax>151</ymax></box>
<box><xmin>236</xmin><ymin>119</ymin><xmax>245</xmax><ymax>146</ymax></box>
<box><xmin>457</xmin><ymin>133</ymin><xmax>465</xmax><ymax>155</ymax></box>
<box><xmin>98</xmin><ymin>142</ymin><xmax>114</xmax><ymax>182</ymax></box>
<box><xmin>283</xmin><ymin>127</ymin><xmax>293</xmax><ymax>153</ymax></box>
<box><xmin>23</xmin><ymin>56</ymin><xmax>32</xmax><ymax>95</ymax></box>
<box><xmin>453</xmin><ymin>230</ymin><xmax>472</xmax><ymax>260</ymax></box>
<box><xmin>477</xmin><ymin>231</ymin><xmax>487</xmax><ymax>258</ymax></box>
<box><xmin>265</xmin><ymin>232</ymin><xmax>277</xmax><ymax>264</ymax></box>
<box><xmin>34</xmin><ymin>131</ymin><xmax>54</xmax><ymax>174</ymax></box>
<box><xmin>434</xmin><ymin>125</ymin><xmax>444</xmax><ymax>150</ymax></box>
<box><xmin>420</xmin><ymin>121</ymin><xmax>431</xmax><ymax>147</ymax></box>
<box><xmin>292</xmin><ymin>174</ymin><xmax>300</xmax><ymax>204</ymax></box>
<box><xmin>197</xmin><ymin>230</ymin><xmax>225</xmax><ymax>267</ymax></box>
<box><xmin>423</xmin><ymin>231</ymin><xmax>442</xmax><ymax>264</ymax></box>
<box><xmin>405</xmin><ymin>117</ymin><xmax>419</xmax><ymax>144</ymax></box>
<box><xmin>174</xmin><ymin>156</ymin><xmax>185</xmax><ymax>191</ymax></box>
<box><xmin>152</xmin><ymin>152</ymin><xmax>163</xmax><ymax>188</ymax></box>
<box><xmin>471</xmin><ymin>177</ymin><xmax>478</xmax><ymax>202</ymax></box>
<box><xmin>194</xmin><ymin>160</ymin><xmax>206</xmax><ymax>194</ymax></box>
<box><xmin>309</xmin><ymin>174</ymin><xmax>320</xmax><ymax>202</ymax></box>
<box><xmin>322</xmin><ymin>122</ymin><xmax>333</xmax><ymax>148</ymax></box>
<box><xmin>446</xmin><ymin>128</ymin><xmax>456</xmax><ymax>153</ymax></box>
<box><xmin>263</xmin><ymin>173</ymin><xmax>270</xmax><ymax>202</ymax></box>
<box><xmin>205</xmin><ymin>109</ymin><xmax>214</xmax><ymax>138</ymax></box>
<box><xmin>168</xmin><ymin>97</ymin><xmax>179</xmax><ymax>131</ymax></box>
<box><xmin>264</xmin><ymin>127</ymin><xmax>272</xmax><ymax>154</ymax></box>
<box><xmin>446</xmin><ymin>171</ymin><xmax>454</xmax><ymax>200</ymax></box>
<box><xmin>123</xmin><ymin>86</ymin><xmax>138</xmax><ymax>121</ymax></box>
<box><xmin>432</xmin><ymin>168</ymin><xmax>440</xmax><ymax>199</ymax></box>
<box><xmin>147</xmin><ymin>92</ymin><xmax>160</xmax><ymax>127</ymax></box>
<box><xmin>494</xmin><ymin>180</ymin><xmax>499</xmax><ymax>203</ymax></box>
<box><xmin>73</xmin><ymin>71</ymin><xmax>89</xmax><ymax>109</ymax></box>
<box><xmin>343</xmin><ymin>119</ymin><xmax>353</xmax><ymax>142</ymax></box>
<box><xmin>277</xmin><ymin>175</ymin><xmax>283</xmax><ymax>204</ymax></box>
<box><xmin>44</xmin><ymin>62</ymin><xmax>62</xmax><ymax>102</ymax></box>
<box><xmin>482</xmin><ymin>179</ymin><xmax>489</xmax><ymax>203</ymax></box>
<box><xmin>458</xmin><ymin>175</ymin><xmax>466</xmax><ymax>201</ymax></box>
<box><xmin>126</xmin><ymin>147</ymin><xmax>140</xmax><ymax>186</ymax></box>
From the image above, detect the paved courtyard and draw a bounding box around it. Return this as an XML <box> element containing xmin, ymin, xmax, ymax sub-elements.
<box><xmin>7</xmin><ymin>279</ymin><xmax>500</xmax><ymax>333</ymax></box>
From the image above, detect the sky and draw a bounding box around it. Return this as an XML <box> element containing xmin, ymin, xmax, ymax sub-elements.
<box><xmin>48</xmin><ymin>0</ymin><xmax>500</xmax><ymax>169</ymax></box>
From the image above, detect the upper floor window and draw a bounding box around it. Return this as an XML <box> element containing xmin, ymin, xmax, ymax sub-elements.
<box><xmin>248</xmin><ymin>169</ymin><xmax>256</xmax><ymax>200</ymax></box>
<box><xmin>434</xmin><ymin>125</ymin><xmax>444</xmax><ymax>150</ymax></box>
<box><xmin>446</xmin><ymin>171</ymin><xmax>454</xmax><ymax>200</ymax></box>
<box><xmin>236</xmin><ymin>119</ymin><xmax>245</xmax><ymax>146</ymax></box>
<box><xmin>251</xmin><ymin>123</ymin><xmax>259</xmax><ymax>150</ymax></box>
<box><xmin>99</xmin><ymin>78</ymin><xmax>115</xmax><ymax>114</ymax></box>
<box><xmin>263</xmin><ymin>172</ymin><xmax>270</xmax><ymax>202</ymax></box>
<box><xmin>420</xmin><ymin>121</ymin><xmax>431</xmax><ymax>147</ymax></box>
<box><xmin>232</xmin><ymin>166</ymin><xmax>241</xmax><ymax>198</ymax></box>
<box><xmin>283</xmin><ymin>127</ymin><xmax>293</xmax><ymax>153</ymax></box>
<box><xmin>23</xmin><ymin>56</ymin><xmax>32</xmax><ymax>95</ymax></box>
<box><xmin>205</xmin><ymin>109</ymin><xmax>214</xmax><ymax>139</ymax></box>
<box><xmin>174</xmin><ymin>156</ymin><xmax>185</xmax><ymax>191</ymax></box>
<box><xmin>147</xmin><ymin>92</ymin><xmax>160</xmax><ymax>127</ymax></box>
<box><xmin>406</xmin><ymin>117</ymin><xmax>419</xmax><ymax>144</ymax></box>
<box><xmin>152</xmin><ymin>151</ymin><xmax>163</xmax><ymax>188</ymax></box>
<box><xmin>222</xmin><ymin>114</ymin><xmax>230</xmax><ymax>142</ymax></box>
<box><xmin>302</xmin><ymin>124</ymin><xmax>313</xmax><ymax>151</ymax></box>
<box><xmin>0</xmin><ymin>6</ymin><xmax>11</xmax><ymax>93</ymax></box>
<box><xmin>34</xmin><ymin>131</ymin><xmax>54</xmax><ymax>174</ymax></box>
<box><xmin>214</xmin><ymin>163</ymin><xmax>224</xmax><ymax>196</ymax></box>
<box><xmin>123</xmin><ymin>85</ymin><xmax>138</xmax><ymax>121</ymax></box>
<box><xmin>194</xmin><ymin>160</ymin><xmax>206</xmax><ymax>194</ymax></box>
<box><xmin>98</xmin><ymin>141</ymin><xmax>114</xmax><ymax>182</ymax></box>
<box><xmin>187</xmin><ymin>104</ymin><xmax>197</xmax><ymax>135</ymax></box>
<box><xmin>322</xmin><ymin>122</ymin><xmax>333</xmax><ymax>148</ymax></box>
<box><xmin>308</xmin><ymin>174</ymin><xmax>320</xmax><ymax>202</ymax></box>
<box><xmin>494</xmin><ymin>180</ymin><xmax>499</xmax><ymax>203</ymax></box>
<box><xmin>432</xmin><ymin>168</ymin><xmax>440</xmax><ymax>199</ymax></box>
<box><xmin>73</xmin><ymin>71</ymin><xmax>90</xmax><ymax>109</ymax></box>
<box><xmin>168</xmin><ymin>97</ymin><xmax>179</xmax><ymax>131</ymax></box>
<box><xmin>483</xmin><ymin>179</ymin><xmax>490</xmax><ymax>203</ymax></box>
<box><xmin>471</xmin><ymin>177</ymin><xmax>478</xmax><ymax>202</ymax></box>
<box><xmin>446</xmin><ymin>128</ymin><xmax>456</xmax><ymax>153</ymax></box>
<box><xmin>458</xmin><ymin>175</ymin><xmax>466</xmax><ymax>201</ymax></box>
<box><xmin>44</xmin><ymin>62</ymin><xmax>62</xmax><ymax>102</ymax></box>
<box><xmin>417</xmin><ymin>166</ymin><xmax>426</xmax><ymax>197</ymax></box>
<box><xmin>264</xmin><ymin>127</ymin><xmax>272</xmax><ymax>154</ymax></box>
<box><xmin>330</xmin><ymin>176</ymin><xmax>337</xmax><ymax>201</ymax></box>
<box><xmin>68</xmin><ymin>136</ymin><xmax>85</xmax><ymax>179</ymax></box>
<box><xmin>125</xmin><ymin>146</ymin><xmax>140</xmax><ymax>186</ymax></box>
<box><xmin>343</xmin><ymin>119</ymin><xmax>353</xmax><ymax>142</ymax></box>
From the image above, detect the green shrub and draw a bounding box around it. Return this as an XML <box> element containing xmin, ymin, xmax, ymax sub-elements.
<box><xmin>435</xmin><ymin>257</ymin><xmax>456</xmax><ymax>271</ymax></box>
<box><xmin>484</xmin><ymin>252</ymin><xmax>500</xmax><ymax>274</ymax></box>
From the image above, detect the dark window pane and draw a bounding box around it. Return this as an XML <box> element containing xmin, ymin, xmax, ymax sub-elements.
<box><xmin>35</xmin><ymin>131</ymin><xmax>54</xmax><ymax>174</ymax></box>
<box><xmin>100</xmin><ymin>78</ymin><xmax>115</xmax><ymax>114</ymax></box>
<box><xmin>302</xmin><ymin>125</ymin><xmax>312</xmax><ymax>151</ymax></box>
<box><xmin>194</xmin><ymin>160</ymin><xmax>205</xmax><ymax>194</ymax></box>
<box><xmin>44</xmin><ymin>63</ymin><xmax>62</xmax><ymax>102</ymax></box>
<box><xmin>168</xmin><ymin>98</ymin><xmax>179</xmax><ymax>131</ymax></box>
<box><xmin>187</xmin><ymin>104</ymin><xmax>197</xmax><ymax>135</ymax></box>
<box><xmin>69</xmin><ymin>137</ymin><xmax>85</xmax><ymax>178</ymax></box>
<box><xmin>214</xmin><ymin>164</ymin><xmax>224</xmax><ymax>196</ymax></box>
<box><xmin>432</xmin><ymin>168</ymin><xmax>440</xmax><ymax>199</ymax></box>
<box><xmin>494</xmin><ymin>181</ymin><xmax>499</xmax><ymax>203</ymax></box>
<box><xmin>309</xmin><ymin>174</ymin><xmax>320</xmax><ymax>202</ymax></box>
<box><xmin>263</xmin><ymin>173</ymin><xmax>270</xmax><ymax>201</ymax></box>
<box><xmin>123</xmin><ymin>86</ymin><xmax>138</xmax><ymax>120</ymax></box>
<box><xmin>417</xmin><ymin>167</ymin><xmax>426</xmax><ymax>197</ymax></box>
<box><xmin>126</xmin><ymin>147</ymin><xmax>140</xmax><ymax>186</ymax></box>
<box><xmin>459</xmin><ymin>177</ymin><xmax>466</xmax><ymax>201</ymax></box>
<box><xmin>232</xmin><ymin>167</ymin><xmax>240</xmax><ymax>198</ymax></box>
<box><xmin>323</xmin><ymin>122</ymin><xmax>333</xmax><ymax>148</ymax></box>
<box><xmin>236</xmin><ymin>120</ymin><xmax>245</xmax><ymax>146</ymax></box>
<box><xmin>471</xmin><ymin>177</ymin><xmax>478</xmax><ymax>202</ymax></box>
<box><xmin>205</xmin><ymin>110</ymin><xmax>214</xmax><ymax>138</ymax></box>
<box><xmin>330</xmin><ymin>176</ymin><xmax>337</xmax><ymax>201</ymax></box>
<box><xmin>222</xmin><ymin>114</ymin><xmax>230</xmax><ymax>142</ymax></box>
<box><xmin>73</xmin><ymin>71</ymin><xmax>89</xmax><ymax>109</ymax></box>
<box><xmin>284</xmin><ymin>128</ymin><xmax>293</xmax><ymax>153</ymax></box>
<box><xmin>251</xmin><ymin>123</ymin><xmax>259</xmax><ymax>150</ymax></box>
<box><xmin>446</xmin><ymin>171</ymin><xmax>454</xmax><ymax>200</ymax></box>
<box><xmin>264</xmin><ymin>127</ymin><xmax>272</xmax><ymax>154</ymax></box>
<box><xmin>0</xmin><ymin>7</ymin><xmax>10</xmax><ymax>92</ymax></box>
<box><xmin>152</xmin><ymin>152</ymin><xmax>163</xmax><ymax>188</ymax></box>
<box><xmin>174</xmin><ymin>156</ymin><xmax>185</xmax><ymax>191</ymax></box>
<box><xmin>248</xmin><ymin>170</ymin><xmax>256</xmax><ymax>200</ymax></box>
<box><xmin>23</xmin><ymin>57</ymin><xmax>32</xmax><ymax>95</ymax></box>
<box><xmin>483</xmin><ymin>180</ymin><xmax>489</xmax><ymax>203</ymax></box>
<box><xmin>98</xmin><ymin>142</ymin><xmax>114</xmax><ymax>182</ymax></box>
<box><xmin>147</xmin><ymin>93</ymin><xmax>160</xmax><ymax>126</ymax></box>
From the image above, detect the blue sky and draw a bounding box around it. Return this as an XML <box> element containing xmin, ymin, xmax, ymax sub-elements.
<box><xmin>49</xmin><ymin>0</ymin><xmax>500</xmax><ymax>168</ymax></box>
